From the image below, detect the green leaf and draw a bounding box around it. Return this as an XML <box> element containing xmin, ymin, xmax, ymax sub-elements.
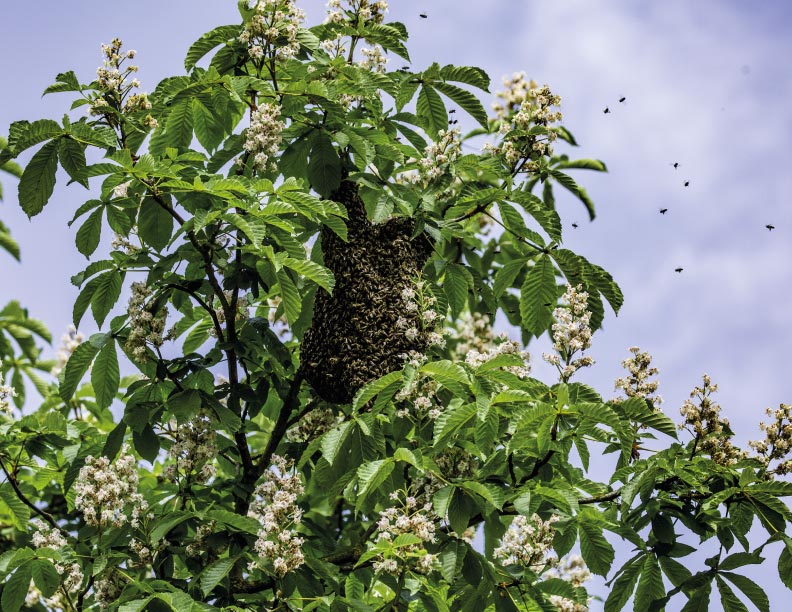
<box><xmin>30</xmin><ymin>559</ymin><xmax>60</xmax><ymax>598</ymax></box>
<box><xmin>91</xmin><ymin>269</ymin><xmax>124</xmax><ymax>327</ymax></box>
<box><xmin>554</xmin><ymin>158</ymin><xmax>607</xmax><ymax>172</ymax></box>
<box><xmin>439</xmin><ymin>65</ymin><xmax>490</xmax><ymax>91</ymax></box>
<box><xmin>185</xmin><ymin>25</ymin><xmax>241</xmax><ymax>71</ymax></box>
<box><xmin>0</xmin><ymin>227</ymin><xmax>20</xmax><ymax>260</ymax></box>
<box><xmin>60</xmin><ymin>337</ymin><xmax>101</xmax><ymax>402</ymax></box>
<box><xmin>416</xmin><ymin>84</ymin><xmax>447</xmax><ymax>137</ymax></box>
<box><xmin>102</xmin><ymin>421</ymin><xmax>127</xmax><ymax>461</ymax></box>
<box><xmin>43</xmin><ymin>70</ymin><xmax>82</xmax><ymax>95</ymax></box>
<box><xmin>356</xmin><ymin>459</ymin><xmax>395</xmax><ymax>510</ymax></box>
<box><xmin>1</xmin><ymin>561</ymin><xmax>32</xmax><ymax>612</ymax></box>
<box><xmin>721</xmin><ymin>572</ymin><xmax>769</xmax><ymax>612</ymax></box>
<box><xmin>444</xmin><ymin>263</ymin><xmax>472</xmax><ymax>318</ymax></box>
<box><xmin>201</xmin><ymin>556</ymin><xmax>238</xmax><ymax>596</ymax></box>
<box><xmin>75</xmin><ymin>207</ymin><xmax>103</xmax><ymax>257</ymax></box>
<box><xmin>138</xmin><ymin>196</ymin><xmax>174</xmax><ymax>251</ymax></box>
<box><xmin>493</xmin><ymin>258</ymin><xmax>527</xmax><ymax>299</ymax></box>
<box><xmin>18</xmin><ymin>139</ymin><xmax>58</xmax><ymax>216</ymax></box>
<box><xmin>353</xmin><ymin>370</ymin><xmax>403</xmax><ymax>410</ymax></box>
<box><xmin>165</xmin><ymin>99</ymin><xmax>194</xmax><ymax>149</ymax></box>
<box><xmin>605</xmin><ymin>557</ymin><xmax>643</xmax><ymax>612</ymax></box>
<box><xmin>433</xmin><ymin>82</ymin><xmax>487</xmax><ymax>128</ymax></box>
<box><xmin>681</xmin><ymin>582</ymin><xmax>712</xmax><ymax>612</ymax></box>
<box><xmin>634</xmin><ymin>555</ymin><xmax>664</xmax><ymax>611</ymax></box>
<box><xmin>520</xmin><ymin>255</ymin><xmax>556</xmax><ymax>336</ymax></box>
<box><xmin>779</xmin><ymin>542</ymin><xmax>792</xmax><ymax>589</ymax></box>
<box><xmin>283</xmin><ymin>257</ymin><xmax>335</xmax><ymax>293</ymax></box>
<box><xmin>58</xmin><ymin>136</ymin><xmax>88</xmax><ymax>187</ymax></box>
<box><xmin>92</xmin><ymin>338</ymin><xmax>120</xmax><ymax>410</ymax></box>
<box><xmin>307</xmin><ymin>132</ymin><xmax>341</xmax><ymax>198</ymax></box>
<box><xmin>133</xmin><ymin>424</ymin><xmax>160</xmax><ymax>462</ymax></box>
<box><xmin>578</xmin><ymin>518</ymin><xmax>614</xmax><ymax>576</ymax></box>
<box><xmin>716</xmin><ymin>575</ymin><xmax>750</xmax><ymax>612</ymax></box>
<box><xmin>0</xmin><ymin>483</ymin><xmax>31</xmax><ymax>530</ymax></box>
<box><xmin>276</xmin><ymin>269</ymin><xmax>301</xmax><ymax>325</ymax></box>
<box><xmin>550</xmin><ymin>170</ymin><xmax>596</xmax><ymax>220</ymax></box>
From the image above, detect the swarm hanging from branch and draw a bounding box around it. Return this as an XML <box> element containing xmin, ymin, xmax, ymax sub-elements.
<box><xmin>299</xmin><ymin>179</ymin><xmax>433</xmax><ymax>404</ymax></box>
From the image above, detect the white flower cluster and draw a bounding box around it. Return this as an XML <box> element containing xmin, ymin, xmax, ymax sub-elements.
<box><xmin>111</xmin><ymin>233</ymin><xmax>141</xmax><ymax>254</ymax></box>
<box><xmin>679</xmin><ymin>374</ymin><xmax>746</xmax><ymax>466</ymax></box>
<box><xmin>286</xmin><ymin>404</ymin><xmax>342</xmax><ymax>442</ymax></box>
<box><xmin>749</xmin><ymin>404</ymin><xmax>792</xmax><ymax>475</ymax></box>
<box><xmin>244</xmin><ymin>103</ymin><xmax>284</xmax><ymax>173</ymax></box>
<box><xmin>74</xmin><ymin>444</ymin><xmax>148</xmax><ymax>529</ymax></box>
<box><xmin>125</xmin><ymin>281</ymin><xmax>168</xmax><ymax>362</ymax></box>
<box><xmin>214</xmin><ymin>290</ymin><xmax>251</xmax><ymax>329</ymax></box>
<box><xmin>93</xmin><ymin>570</ymin><xmax>126</xmax><ymax>610</ymax></box>
<box><xmin>397</xmin><ymin>280</ymin><xmax>445</xmax><ymax>348</ymax></box>
<box><xmin>464</xmin><ymin>336</ymin><xmax>531</xmax><ymax>379</ymax></box>
<box><xmin>248</xmin><ymin>455</ymin><xmax>305</xmax><ymax>577</ymax></box>
<box><xmin>547</xmin><ymin>555</ymin><xmax>592</xmax><ymax>612</ymax></box>
<box><xmin>413</xmin><ymin>446</ymin><xmax>478</xmax><ymax>512</ymax></box>
<box><xmin>239</xmin><ymin>0</ymin><xmax>306</xmax><ymax>62</ymax></box>
<box><xmin>614</xmin><ymin>346</ymin><xmax>663</xmax><ymax>406</ymax></box>
<box><xmin>0</xmin><ymin>362</ymin><xmax>15</xmax><ymax>417</ymax></box>
<box><xmin>543</xmin><ymin>284</ymin><xmax>595</xmax><ymax>382</ymax></box>
<box><xmin>451</xmin><ymin>311</ymin><xmax>496</xmax><ymax>358</ymax></box>
<box><xmin>30</xmin><ymin>518</ymin><xmax>67</xmax><ymax>550</ymax></box>
<box><xmin>163</xmin><ymin>411</ymin><xmax>218</xmax><ymax>484</ymax></box>
<box><xmin>395</xmin><ymin>374</ymin><xmax>441</xmax><ymax>420</ymax></box>
<box><xmin>91</xmin><ymin>39</ymin><xmax>154</xmax><ymax>123</ymax></box>
<box><xmin>51</xmin><ymin>325</ymin><xmax>85</xmax><ymax>376</ymax></box>
<box><xmin>414</xmin><ymin>128</ymin><xmax>462</xmax><ymax>184</ymax></box>
<box><xmin>358</xmin><ymin>44</ymin><xmax>388</xmax><ymax>73</ymax></box>
<box><xmin>373</xmin><ymin>491</ymin><xmax>438</xmax><ymax>574</ymax></box>
<box><xmin>27</xmin><ymin>520</ymin><xmax>83</xmax><ymax>611</ymax></box>
<box><xmin>325</xmin><ymin>0</ymin><xmax>388</xmax><ymax>25</ymax></box>
<box><xmin>486</xmin><ymin>73</ymin><xmax>562</xmax><ymax>169</ymax></box>
<box><xmin>493</xmin><ymin>513</ymin><xmax>559</xmax><ymax>568</ymax></box>
<box><xmin>186</xmin><ymin>521</ymin><xmax>217</xmax><ymax>557</ymax></box>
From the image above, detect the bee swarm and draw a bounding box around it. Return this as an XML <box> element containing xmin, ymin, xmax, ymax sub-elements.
<box><xmin>299</xmin><ymin>180</ymin><xmax>433</xmax><ymax>404</ymax></box>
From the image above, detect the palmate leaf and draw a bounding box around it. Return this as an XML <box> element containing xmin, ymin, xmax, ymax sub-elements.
<box><xmin>716</xmin><ymin>576</ymin><xmax>750</xmax><ymax>612</ymax></box>
<box><xmin>720</xmin><ymin>572</ymin><xmax>769</xmax><ymax>612</ymax></box>
<box><xmin>353</xmin><ymin>370</ymin><xmax>403</xmax><ymax>410</ymax></box>
<box><xmin>90</xmin><ymin>269</ymin><xmax>125</xmax><ymax>327</ymax></box>
<box><xmin>18</xmin><ymin>139</ymin><xmax>58</xmax><ymax>216</ymax></box>
<box><xmin>520</xmin><ymin>255</ymin><xmax>557</xmax><ymax>336</ymax></box>
<box><xmin>554</xmin><ymin>158</ymin><xmax>608</xmax><ymax>172</ymax></box>
<box><xmin>1</xmin><ymin>561</ymin><xmax>32</xmax><ymax>612</ymax></box>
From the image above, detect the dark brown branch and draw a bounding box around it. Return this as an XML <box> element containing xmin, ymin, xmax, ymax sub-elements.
<box><xmin>0</xmin><ymin>456</ymin><xmax>57</xmax><ymax>528</ymax></box>
<box><xmin>579</xmin><ymin>490</ymin><xmax>621</xmax><ymax>505</ymax></box>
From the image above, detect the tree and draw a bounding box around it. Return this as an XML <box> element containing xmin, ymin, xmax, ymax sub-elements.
<box><xmin>1</xmin><ymin>1</ymin><xmax>791</xmax><ymax>610</ymax></box>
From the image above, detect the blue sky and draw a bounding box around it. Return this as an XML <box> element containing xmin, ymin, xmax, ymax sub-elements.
<box><xmin>2</xmin><ymin>1</ymin><xmax>791</xmax><ymax>609</ymax></box>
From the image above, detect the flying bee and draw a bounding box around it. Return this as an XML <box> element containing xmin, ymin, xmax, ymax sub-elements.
<box><xmin>618</xmin><ymin>96</ymin><xmax>626</xmax><ymax>103</ymax></box>
<box><xmin>683</xmin><ymin>180</ymin><xmax>690</xmax><ymax>187</ymax></box>
<box><xmin>660</xmin><ymin>208</ymin><xmax>668</xmax><ymax>214</ymax></box>
<box><xmin>603</xmin><ymin>107</ymin><xmax>610</xmax><ymax>114</ymax></box>
<box><xmin>449</xmin><ymin>109</ymin><xmax>456</xmax><ymax>113</ymax></box>
<box><xmin>671</xmin><ymin>162</ymin><xmax>680</xmax><ymax>169</ymax></box>
<box><xmin>419</xmin><ymin>13</ymin><xmax>428</xmax><ymax>18</ymax></box>
<box><xmin>675</xmin><ymin>267</ymin><xmax>683</xmax><ymax>273</ymax></box>
<box><xmin>766</xmin><ymin>224</ymin><xmax>775</xmax><ymax>231</ymax></box>
<box><xmin>571</xmin><ymin>222</ymin><xmax>578</xmax><ymax>228</ymax></box>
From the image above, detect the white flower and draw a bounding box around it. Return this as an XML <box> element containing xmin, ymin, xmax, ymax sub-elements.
<box><xmin>112</xmin><ymin>180</ymin><xmax>132</xmax><ymax>199</ymax></box>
